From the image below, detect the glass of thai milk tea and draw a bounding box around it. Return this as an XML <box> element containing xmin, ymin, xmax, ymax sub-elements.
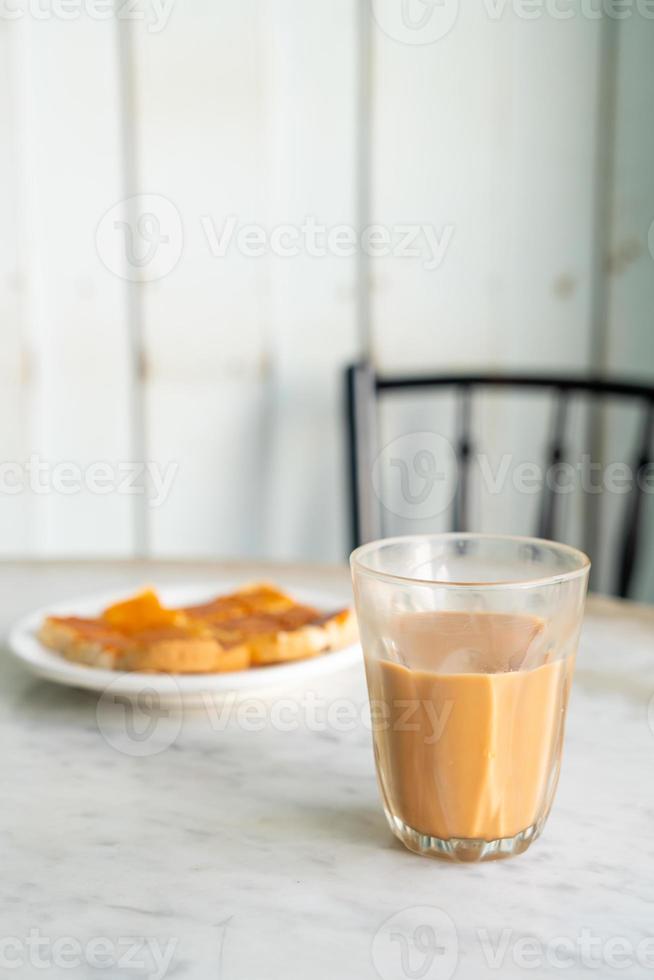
<box><xmin>350</xmin><ymin>533</ymin><xmax>590</xmax><ymax>862</ymax></box>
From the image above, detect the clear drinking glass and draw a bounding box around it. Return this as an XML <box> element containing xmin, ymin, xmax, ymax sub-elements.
<box><xmin>351</xmin><ymin>534</ymin><xmax>590</xmax><ymax>862</ymax></box>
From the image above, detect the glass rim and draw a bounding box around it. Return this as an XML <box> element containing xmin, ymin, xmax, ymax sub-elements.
<box><xmin>350</xmin><ymin>532</ymin><xmax>591</xmax><ymax>590</ymax></box>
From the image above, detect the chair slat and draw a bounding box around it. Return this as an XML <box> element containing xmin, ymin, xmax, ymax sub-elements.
<box><xmin>615</xmin><ymin>400</ymin><xmax>654</xmax><ymax>598</ymax></box>
<box><xmin>452</xmin><ymin>385</ymin><xmax>473</xmax><ymax>533</ymax></box>
<box><xmin>538</xmin><ymin>390</ymin><xmax>569</xmax><ymax>540</ymax></box>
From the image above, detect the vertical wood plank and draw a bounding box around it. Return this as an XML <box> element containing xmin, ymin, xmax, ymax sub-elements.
<box><xmin>133</xmin><ymin>0</ymin><xmax>360</xmax><ymax>561</ymax></box>
<box><xmin>9</xmin><ymin>14</ymin><xmax>134</xmax><ymax>556</ymax></box>
<box><xmin>0</xmin><ymin>22</ymin><xmax>30</xmax><ymax>554</ymax></box>
<box><xmin>369</xmin><ymin>5</ymin><xmax>601</xmax><ymax>372</ymax></box>
<box><xmin>129</xmin><ymin>0</ymin><xmax>268</xmax><ymax>557</ymax></box>
<box><xmin>596</xmin><ymin>14</ymin><xmax>654</xmax><ymax>600</ymax></box>
<box><xmin>369</xmin><ymin>4</ymin><xmax>602</xmax><ymax>550</ymax></box>
<box><xmin>259</xmin><ymin>0</ymin><xmax>361</xmax><ymax>561</ymax></box>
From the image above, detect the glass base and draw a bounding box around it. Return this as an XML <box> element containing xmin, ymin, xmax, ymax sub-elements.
<box><xmin>386</xmin><ymin>811</ymin><xmax>543</xmax><ymax>862</ymax></box>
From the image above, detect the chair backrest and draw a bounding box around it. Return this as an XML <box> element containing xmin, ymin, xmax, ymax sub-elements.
<box><xmin>346</xmin><ymin>363</ymin><xmax>654</xmax><ymax>598</ymax></box>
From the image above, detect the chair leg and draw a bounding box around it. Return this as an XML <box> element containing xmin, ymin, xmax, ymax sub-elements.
<box><xmin>345</xmin><ymin>362</ymin><xmax>381</xmax><ymax>552</ymax></box>
<box><xmin>346</xmin><ymin>365</ymin><xmax>362</xmax><ymax>553</ymax></box>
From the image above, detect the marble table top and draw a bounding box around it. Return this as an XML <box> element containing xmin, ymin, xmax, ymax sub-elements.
<box><xmin>1</xmin><ymin>561</ymin><xmax>653</xmax><ymax>980</ymax></box>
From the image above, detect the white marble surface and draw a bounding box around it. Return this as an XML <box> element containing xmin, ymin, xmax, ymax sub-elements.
<box><xmin>1</xmin><ymin>561</ymin><xmax>654</xmax><ymax>980</ymax></box>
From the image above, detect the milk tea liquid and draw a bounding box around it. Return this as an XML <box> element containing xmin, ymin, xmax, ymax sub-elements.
<box><xmin>365</xmin><ymin>611</ymin><xmax>574</xmax><ymax>842</ymax></box>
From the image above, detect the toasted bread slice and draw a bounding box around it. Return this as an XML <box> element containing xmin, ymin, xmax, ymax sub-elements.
<box><xmin>257</xmin><ymin>608</ymin><xmax>358</xmax><ymax>665</ymax></box>
<box><xmin>39</xmin><ymin>616</ymin><xmax>131</xmax><ymax>670</ymax></box>
<box><xmin>211</xmin><ymin>618</ymin><xmax>329</xmax><ymax>666</ymax></box>
<box><xmin>39</xmin><ymin>616</ymin><xmax>250</xmax><ymax>674</ymax></box>
<box><xmin>189</xmin><ymin>592</ymin><xmax>358</xmax><ymax>667</ymax></box>
<box><xmin>183</xmin><ymin>582</ymin><xmax>300</xmax><ymax>623</ymax></box>
<box><xmin>315</xmin><ymin>608</ymin><xmax>359</xmax><ymax>651</ymax></box>
<box><xmin>184</xmin><ymin>583</ymin><xmax>324</xmax><ymax>665</ymax></box>
<box><xmin>117</xmin><ymin>627</ymin><xmax>250</xmax><ymax>673</ymax></box>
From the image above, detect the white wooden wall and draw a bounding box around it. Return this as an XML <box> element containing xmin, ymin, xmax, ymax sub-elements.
<box><xmin>0</xmin><ymin>1</ymin><xmax>652</xmax><ymax>595</ymax></box>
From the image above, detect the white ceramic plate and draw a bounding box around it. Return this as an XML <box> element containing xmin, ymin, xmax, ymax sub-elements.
<box><xmin>6</xmin><ymin>582</ymin><xmax>361</xmax><ymax>704</ymax></box>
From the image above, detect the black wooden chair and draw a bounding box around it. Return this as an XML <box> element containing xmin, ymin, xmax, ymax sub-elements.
<box><xmin>345</xmin><ymin>363</ymin><xmax>654</xmax><ymax>598</ymax></box>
